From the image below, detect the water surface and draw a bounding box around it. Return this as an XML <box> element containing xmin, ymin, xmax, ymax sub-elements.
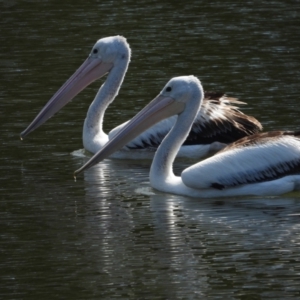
<box><xmin>1</xmin><ymin>0</ymin><xmax>300</xmax><ymax>299</ymax></box>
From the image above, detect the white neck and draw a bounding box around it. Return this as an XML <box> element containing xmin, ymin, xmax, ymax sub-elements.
<box><xmin>149</xmin><ymin>86</ymin><xmax>202</xmax><ymax>194</ymax></box>
<box><xmin>83</xmin><ymin>56</ymin><xmax>129</xmax><ymax>152</ymax></box>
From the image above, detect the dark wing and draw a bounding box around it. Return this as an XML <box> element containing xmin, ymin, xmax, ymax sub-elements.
<box><xmin>183</xmin><ymin>131</ymin><xmax>300</xmax><ymax>190</ymax></box>
<box><xmin>212</xmin><ymin>131</ymin><xmax>300</xmax><ymax>189</ymax></box>
<box><xmin>183</xmin><ymin>92</ymin><xmax>262</xmax><ymax>145</ymax></box>
<box><xmin>221</xmin><ymin>130</ymin><xmax>300</xmax><ymax>151</ymax></box>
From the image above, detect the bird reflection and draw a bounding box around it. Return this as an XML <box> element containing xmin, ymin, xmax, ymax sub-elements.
<box><xmin>75</xmin><ymin>156</ymin><xmax>300</xmax><ymax>294</ymax></box>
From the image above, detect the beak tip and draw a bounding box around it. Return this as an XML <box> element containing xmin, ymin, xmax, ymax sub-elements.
<box><xmin>74</xmin><ymin>169</ymin><xmax>80</xmax><ymax>178</ymax></box>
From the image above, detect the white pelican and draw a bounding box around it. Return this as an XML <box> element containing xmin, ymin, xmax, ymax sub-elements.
<box><xmin>74</xmin><ymin>76</ymin><xmax>300</xmax><ymax>198</ymax></box>
<box><xmin>20</xmin><ymin>36</ymin><xmax>262</xmax><ymax>159</ymax></box>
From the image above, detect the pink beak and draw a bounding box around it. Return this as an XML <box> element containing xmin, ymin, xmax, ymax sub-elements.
<box><xmin>20</xmin><ymin>56</ymin><xmax>113</xmax><ymax>139</ymax></box>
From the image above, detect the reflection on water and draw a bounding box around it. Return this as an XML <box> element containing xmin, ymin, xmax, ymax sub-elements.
<box><xmin>81</xmin><ymin>160</ymin><xmax>300</xmax><ymax>298</ymax></box>
<box><xmin>2</xmin><ymin>0</ymin><xmax>300</xmax><ymax>298</ymax></box>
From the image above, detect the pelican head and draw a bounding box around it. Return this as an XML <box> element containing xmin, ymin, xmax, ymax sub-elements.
<box><xmin>20</xmin><ymin>35</ymin><xmax>131</xmax><ymax>139</ymax></box>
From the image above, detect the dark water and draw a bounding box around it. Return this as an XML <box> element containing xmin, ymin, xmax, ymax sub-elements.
<box><xmin>1</xmin><ymin>0</ymin><xmax>300</xmax><ymax>299</ymax></box>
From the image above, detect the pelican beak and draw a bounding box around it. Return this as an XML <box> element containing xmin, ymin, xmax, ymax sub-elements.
<box><xmin>20</xmin><ymin>57</ymin><xmax>113</xmax><ymax>139</ymax></box>
<box><xmin>74</xmin><ymin>94</ymin><xmax>185</xmax><ymax>177</ymax></box>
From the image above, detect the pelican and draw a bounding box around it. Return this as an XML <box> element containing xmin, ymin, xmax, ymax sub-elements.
<box><xmin>74</xmin><ymin>76</ymin><xmax>300</xmax><ymax>198</ymax></box>
<box><xmin>20</xmin><ymin>36</ymin><xmax>262</xmax><ymax>159</ymax></box>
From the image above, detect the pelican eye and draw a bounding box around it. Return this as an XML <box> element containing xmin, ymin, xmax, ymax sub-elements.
<box><xmin>93</xmin><ymin>48</ymin><xmax>98</xmax><ymax>54</ymax></box>
<box><xmin>166</xmin><ymin>87</ymin><xmax>172</xmax><ymax>92</ymax></box>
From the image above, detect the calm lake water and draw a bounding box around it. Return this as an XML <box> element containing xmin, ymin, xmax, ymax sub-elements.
<box><xmin>1</xmin><ymin>0</ymin><xmax>300</xmax><ymax>299</ymax></box>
